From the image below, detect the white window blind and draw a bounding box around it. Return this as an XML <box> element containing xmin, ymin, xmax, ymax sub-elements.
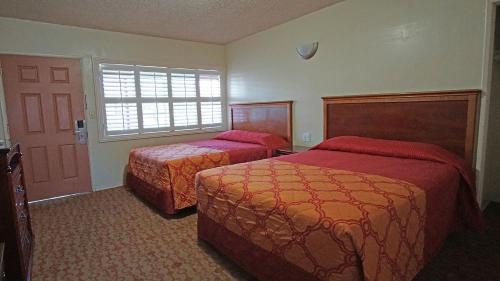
<box><xmin>201</xmin><ymin>101</ymin><xmax>222</xmax><ymax>125</ymax></box>
<box><xmin>139</xmin><ymin>71</ymin><xmax>170</xmax><ymax>131</ymax></box>
<box><xmin>199</xmin><ymin>74</ymin><xmax>222</xmax><ymax>125</ymax></box>
<box><xmin>171</xmin><ymin>73</ymin><xmax>197</xmax><ymax>98</ymax></box>
<box><xmin>98</xmin><ymin>63</ymin><xmax>224</xmax><ymax>139</ymax></box>
<box><xmin>101</xmin><ymin>69</ymin><xmax>139</xmax><ymax>133</ymax></box>
<box><xmin>173</xmin><ymin>102</ymin><xmax>198</xmax><ymax>127</ymax></box>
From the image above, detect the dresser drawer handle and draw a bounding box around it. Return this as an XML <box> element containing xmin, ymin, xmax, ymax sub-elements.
<box><xmin>16</xmin><ymin>185</ymin><xmax>23</xmax><ymax>193</ymax></box>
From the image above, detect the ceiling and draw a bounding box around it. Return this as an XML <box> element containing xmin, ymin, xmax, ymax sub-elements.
<box><xmin>0</xmin><ymin>0</ymin><xmax>342</xmax><ymax>44</ymax></box>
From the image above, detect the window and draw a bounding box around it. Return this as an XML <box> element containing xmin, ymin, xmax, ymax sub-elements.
<box><xmin>97</xmin><ymin>63</ymin><xmax>224</xmax><ymax>140</ymax></box>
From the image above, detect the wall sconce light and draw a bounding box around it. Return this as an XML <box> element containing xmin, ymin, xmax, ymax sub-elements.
<box><xmin>296</xmin><ymin>42</ymin><xmax>319</xmax><ymax>60</ymax></box>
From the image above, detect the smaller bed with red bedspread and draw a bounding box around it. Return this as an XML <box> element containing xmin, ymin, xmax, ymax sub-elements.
<box><xmin>127</xmin><ymin>130</ymin><xmax>288</xmax><ymax>214</ymax></box>
<box><xmin>196</xmin><ymin>136</ymin><xmax>483</xmax><ymax>281</ymax></box>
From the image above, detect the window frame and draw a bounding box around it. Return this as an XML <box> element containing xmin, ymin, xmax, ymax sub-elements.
<box><xmin>94</xmin><ymin>59</ymin><xmax>227</xmax><ymax>142</ymax></box>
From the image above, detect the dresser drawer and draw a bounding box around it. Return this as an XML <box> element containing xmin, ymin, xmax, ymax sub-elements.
<box><xmin>16</xmin><ymin>207</ymin><xmax>29</xmax><ymax>238</ymax></box>
<box><xmin>0</xmin><ymin>143</ymin><xmax>33</xmax><ymax>281</ymax></box>
<box><xmin>0</xmin><ymin>243</ymin><xmax>4</xmax><ymax>281</ymax></box>
<box><xmin>10</xmin><ymin>167</ymin><xmax>26</xmax><ymax>208</ymax></box>
<box><xmin>14</xmin><ymin>184</ymin><xmax>26</xmax><ymax>207</ymax></box>
<box><xmin>15</xmin><ymin>208</ymin><xmax>31</xmax><ymax>272</ymax></box>
<box><xmin>9</xmin><ymin>163</ymin><xmax>22</xmax><ymax>187</ymax></box>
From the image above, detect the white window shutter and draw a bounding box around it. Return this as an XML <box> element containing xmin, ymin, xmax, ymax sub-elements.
<box><xmin>201</xmin><ymin>101</ymin><xmax>222</xmax><ymax>125</ymax></box>
<box><xmin>140</xmin><ymin>71</ymin><xmax>168</xmax><ymax>98</ymax></box>
<box><xmin>101</xmin><ymin>67</ymin><xmax>138</xmax><ymax>134</ymax></box>
<box><xmin>102</xmin><ymin>69</ymin><xmax>136</xmax><ymax>98</ymax></box>
<box><xmin>139</xmin><ymin>71</ymin><xmax>171</xmax><ymax>130</ymax></box>
<box><xmin>99</xmin><ymin>64</ymin><xmax>224</xmax><ymax>138</ymax></box>
<box><xmin>171</xmin><ymin>73</ymin><xmax>197</xmax><ymax>98</ymax></box>
<box><xmin>142</xmin><ymin>102</ymin><xmax>170</xmax><ymax>129</ymax></box>
<box><xmin>105</xmin><ymin>103</ymin><xmax>138</xmax><ymax>132</ymax></box>
<box><xmin>199</xmin><ymin>74</ymin><xmax>221</xmax><ymax>98</ymax></box>
<box><xmin>173</xmin><ymin>102</ymin><xmax>198</xmax><ymax>127</ymax></box>
<box><xmin>199</xmin><ymin>74</ymin><xmax>222</xmax><ymax>126</ymax></box>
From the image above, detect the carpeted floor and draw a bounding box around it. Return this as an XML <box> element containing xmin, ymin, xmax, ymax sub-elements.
<box><xmin>29</xmin><ymin>187</ymin><xmax>500</xmax><ymax>281</ymax></box>
<box><xmin>414</xmin><ymin>201</ymin><xmax>500</xmax><ymax>281</ymax></box>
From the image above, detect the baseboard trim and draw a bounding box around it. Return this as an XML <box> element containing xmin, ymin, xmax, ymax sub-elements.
<box><xmin>92</xmin><ymin>185</ymin><xmax>124</xmax><ymax>192</ymax></box>
<box><xmin>29</xmin><ymin>192</ymin><xmax>91</xmax><ymax>204</ymax></box>
<box><xmin>28</xmin><ymin>186</ymin><xmax>125</xmax><ymax>204</ymax></box>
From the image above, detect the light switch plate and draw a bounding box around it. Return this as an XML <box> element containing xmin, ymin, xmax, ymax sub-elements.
<box><xmin>302</xmin><ymin>132</ymin><xmax>312</xmax><ymax>142</ymax></box>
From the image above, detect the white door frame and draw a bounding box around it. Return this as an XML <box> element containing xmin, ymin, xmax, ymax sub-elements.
<box><xmin>0</xmin><ymin>69</ymin><xmax>9</xmax><ymax>144</ymax></box>
<box><xmin>477</xmin><ymin>0</ymin><xmax>500</xmax><ymax>208</ymax></box>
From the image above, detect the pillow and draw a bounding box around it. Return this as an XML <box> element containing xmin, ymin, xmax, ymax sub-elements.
<box><xmin>313</xmin><ymin>135</ymin><xmax>472</xmax><ymax>185</ymax></box>
<box><xmin>314</xmin><ymin>136</ymin><xmax>458</xmax><ymax>159</ymax></box>
<box><xmin>214</xmin><ymin>130</ymin><xmax>288</xmax><ymax>150</ymax></box>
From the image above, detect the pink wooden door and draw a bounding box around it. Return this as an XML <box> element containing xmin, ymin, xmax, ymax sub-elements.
<box><xmin>1</xmin><ymin>55</ymin><xmax>92</xmax><ymax>201</ymax></box>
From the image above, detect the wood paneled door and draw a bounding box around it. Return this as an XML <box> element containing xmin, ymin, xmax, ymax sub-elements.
<box><xmin>0</xmin><ymin>55</ymin><xmax>92</xmax><ymax>201</ymax></box>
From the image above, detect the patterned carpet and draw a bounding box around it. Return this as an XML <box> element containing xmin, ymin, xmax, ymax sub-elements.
<box><xmin>29</xmin><ymin>187</ymin><xmax>500</xmax><ymax>281</ymax></box>
<box><xmin>30</xmin><ymin>187</ymin><xmax>253</xmax><ymax>281</ymax></box>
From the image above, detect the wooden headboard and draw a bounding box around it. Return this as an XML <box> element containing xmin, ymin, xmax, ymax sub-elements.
<box><xmin>322</xmin><ymin>90</ymin><xmax>480</xmax><ymax>165</ymax></box>
<box><xmin>230</xmin><ymin>101</ymin><xmax>293</xmax><ymax>146</ymax></box>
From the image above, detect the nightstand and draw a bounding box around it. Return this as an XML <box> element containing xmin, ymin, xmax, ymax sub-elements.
<box><xmin>275</xmin><ymin>146</ymin><xmax>310</xmax><ymax>156</ymax></box>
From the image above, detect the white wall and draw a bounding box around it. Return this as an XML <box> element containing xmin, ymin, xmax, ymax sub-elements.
<box><xmin>226</xmin><ymin>0</ymin><xmax>489</xmax><ymax>202</ymax></box>
<box><xmin>0</xmin><ymin>17</ymin><xmax>225</xmax><ymax>190</ymax></box>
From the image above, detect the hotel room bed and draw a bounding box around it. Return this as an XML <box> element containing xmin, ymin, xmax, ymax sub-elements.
<box><xmin>196</xmin><ymin>90</ymin><xmax>484</xmax><ymax>281</ymax></box>
<box><xmin>126</xmin><ymin>101</ymin><xmax>293</xmax><ymax>215</ymax></box>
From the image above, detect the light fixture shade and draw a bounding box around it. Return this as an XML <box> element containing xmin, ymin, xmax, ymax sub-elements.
<box><xmin>296</xmin><ymin>42</ymin><xmax>319</xmax><ymax>60</ymax></box>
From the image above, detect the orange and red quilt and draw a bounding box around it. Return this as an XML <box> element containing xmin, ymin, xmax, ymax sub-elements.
<box><xmin>129</xmin><ymin>143</ymin><xmax>231</xmax><ymax>212</ymax></box>
<box><xmin>196</xmin><ymin>159</ymin><xmax>427</xmax><ymax>281</ymax></box>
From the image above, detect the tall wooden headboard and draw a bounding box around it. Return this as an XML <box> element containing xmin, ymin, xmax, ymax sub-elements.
<box><xmin>230</xmin><ymin>101</ymin><xmax>293</xmax><ymax>146</ymax></box>
<box><xmin>322</xmin><ymin>90</ymin><xmax>480</xmax><ymax>165</ymax></box>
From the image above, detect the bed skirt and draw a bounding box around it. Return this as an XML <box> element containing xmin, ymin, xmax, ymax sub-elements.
<box><xmin>126</xmin><ymin>172</ymin><xmax>176</xmax><ymax>215</ymax></box>
<box><xmin>197</xmin><ymin>212</ymin><xmax>318</xmax><ymax>281</ymax></box>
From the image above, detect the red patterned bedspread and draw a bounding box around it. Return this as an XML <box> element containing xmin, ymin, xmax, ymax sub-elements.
<box><xmin>283</xmin><ymin>150</ymin><xmax>461</xmax><ymax>262</ymax></box>
<box><xmin>128</xmin><ymin>140</ymin><xmax>268</xmax><ymax>214</ymax></box>
<box><xmin>196</xmin><ymin>138</ymin><xmax>483</xmax><ymax>281</ymax></box>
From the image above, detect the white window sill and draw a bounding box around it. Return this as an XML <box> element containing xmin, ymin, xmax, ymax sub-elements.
<box><xmin>98</xmin><ymin>127</ymin><xmax>226</xmax><ymax>143</ymax></box>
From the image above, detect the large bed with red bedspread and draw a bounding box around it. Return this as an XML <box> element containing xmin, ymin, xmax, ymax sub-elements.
<box><xmin>195</xmin><ymin>91</ymin><xmax>483</xmax><ymax>281</ymax></box>
<box><xmin>127</xmin><ymin>101</ymin><xmax>293</xmax><ymax>215</ymax></box>
<box><xmin>128</xmin><ymin>135</ymin><xmax>285</xmax><ymax>214</ymax></box>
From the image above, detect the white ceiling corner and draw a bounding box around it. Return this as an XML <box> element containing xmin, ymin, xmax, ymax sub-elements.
<box><xmin>0</xmin><ymin>0</ymin><xmax>342</xmax><ymax>44</ymax></box>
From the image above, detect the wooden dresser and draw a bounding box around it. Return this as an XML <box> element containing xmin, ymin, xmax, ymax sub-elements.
<box><xmin>0</xmin><ymin>243</ymin><xmax>5</xmax><ymax>281</ymax></box>
<box><xmin>0</xmin><ymin>143</ymin><xmax>34</xmax><ymax>281</ymax></box>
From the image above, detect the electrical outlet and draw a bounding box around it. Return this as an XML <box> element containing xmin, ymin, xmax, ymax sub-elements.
<box><xmin>301</xmin><ymin>132</ymin><xmax>312</xmax><ymax>143</ymax></box>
